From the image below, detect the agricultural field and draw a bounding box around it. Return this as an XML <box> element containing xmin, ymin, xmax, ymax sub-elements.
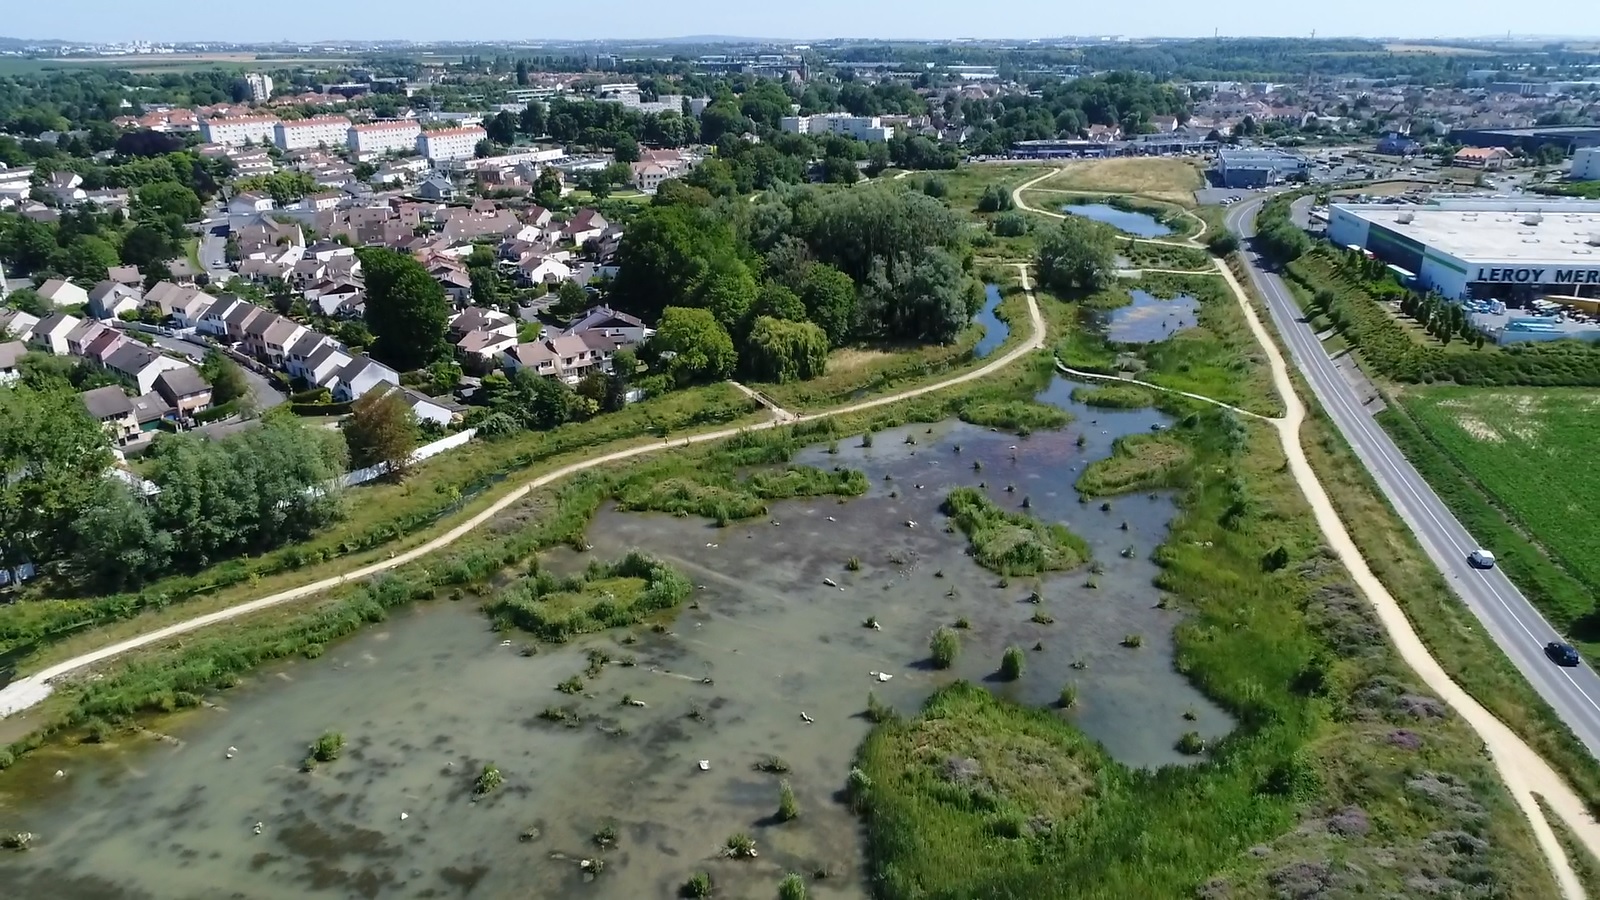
<box><xmin>1393</xmin><ymin>386</ymin><xmax>1600</xmax><ymax>637</ymax></box>
<box><xmin>1041</xmin><ymin>157</ymin><xmax>1205</xmax><ymax>206</ymax></box>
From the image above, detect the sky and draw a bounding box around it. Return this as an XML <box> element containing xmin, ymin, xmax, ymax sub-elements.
<box><xmin>4</xmin><ymin>0</ymin><xmax>1599</xmax><ymax>44</ymax></box>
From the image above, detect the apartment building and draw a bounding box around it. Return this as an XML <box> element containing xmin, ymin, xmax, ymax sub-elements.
<box><xmin>347</xmin><ymin>120</ymin><xmax>422</xmax><ymax>157</ymax></box>
<box><xmin>274</xmin><ymin>116</ymin><xmax>352</xmax><ymax>150</ymax></box>
<box><xmin>418</xmin><ymin>126</ymin><xmax>487</xmax><ymax>162</ymax></box>
<box><xmin>244</xmin><ymin>72</ymin><xmax>275</xmax><ymax>102</ymax></box>
<box><xmin>779</xmin><ymin>113</ymin><xmax>893</xmax><ymax>142</ymax></box>
<box><xmin>199</xmin><ymin>115</ymin><xmax>281</xmax><ymax>147</ymax></box>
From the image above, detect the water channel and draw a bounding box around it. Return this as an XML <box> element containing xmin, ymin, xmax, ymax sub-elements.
<box><xmin>1085</xmin><ymin>290</ymin><xmax>1200</xmax><ymax>344</ymax></box>
<box><xmin>971</xmin><ymin>283</ymin><xmax>1009</xmax><ymax>359</ymax></box>
<box><xmin>0</xmin><ymin>377</ymin><xmax>1232</xmax><ymax>900</ymax></box>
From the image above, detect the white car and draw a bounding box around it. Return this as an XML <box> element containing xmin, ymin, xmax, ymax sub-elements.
<box><xmin>1468</xmin><ymin>548</ymin><xmax>1497</xmax><ymax>569</ymax></box>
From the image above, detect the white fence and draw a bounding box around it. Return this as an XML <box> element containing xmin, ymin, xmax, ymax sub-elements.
<box><xmin>337</xmin><ymin>428</ymin><xmax>478</xmax><ymax>488</ymax></box>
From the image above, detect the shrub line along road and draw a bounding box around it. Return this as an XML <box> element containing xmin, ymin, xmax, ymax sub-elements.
<box><xmin>1016</xmin><ymin>168</ymin><xmax>1598</xmax><ymax>893</ymax></box>
<box><xmin>0</xmin><ymin>265</ymin><xmax>1045</xmax><ymax>721</ymax></box>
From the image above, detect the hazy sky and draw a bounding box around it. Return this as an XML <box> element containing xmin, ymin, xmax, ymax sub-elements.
<box><xmin>5</xmin><ymin>0</ymin><xmax>1598</xmax><ymax>44</ymax></box>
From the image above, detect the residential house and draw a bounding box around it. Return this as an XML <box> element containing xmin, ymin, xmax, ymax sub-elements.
<box><xmin>455</xmin><ymin>329</ymin><xmax>518</xmax><ymax>372</ymax></box>
<box><xmin>228</xmin><ymin>192</ymin><xmax>275</xmax><ymax>215</ymax></box>
<box><xmin>0</xmin><ymin>341</ymin><xmax>25</xmax><ymax>384</ymax></box>
<box><xmin>522</xmin><ymin>205</ymin><xmax>554</xmax><ymax>229</ymax></box>
<box><xmin>222</xmin><ymin>299</ymin><xmax>268</xmax><ymax>344</ymax></box>
<box><xmin>27</xmin><ymin>312</ymin><xmax>81</xmax><ymax>355</ymax></box>
<box><xmin>331</xmin><ymin>355</ymin><xmax>400</xmax><ymax>402</ymax></box>
<box><xmin>1085</xmin><ymin>124</ymin><xmax>1122</xmax><ymax>143</ymax></box>
<box><xmin>39</xmin><ymin>172</ymin><xmax>86</xmax><ymax>206</ymax></box>
<box><xmin>82</xmin><ymin>329</ymin><xmax>129</xmax><ymax>366</ymax></box>
<box><xmin>0</xmin><ymin>308</ymin><xmax>41</xmax><ymax>342</ymax></box>
<box><xmin>561</xmin><ymin>209</ymin><xmax>608</xmax><ymax>246</ymax></box>
<box><xmin>629</xmin><ymin>162</ymin><xmax>672</xmax><ymax>193</ymax></box>
<box><xmin>107</xmin><ymin>264</ymin><xmax>143</xmax><ymax>287</ymax></box>
<box><xmin>564</xmin><ymin>305</ymin><xmax>651</xmax><ymax>347</ymax></box>
<box><xmin>449</xmin><ymin>307</ymin><xmax>519</xmax><ymax>340</ymax></box>
<box><xmin>88</xmin><ymin>280</ymin><xmax>143</xmax><ymax>320</ymax></box>
<box><xmin>103</xmin><ymin>343</ymin><xmax>191</xmax><ymax>394</ymax></box>
<box><xmin>130</xmin><ymin>392</ymin><xmax>174</xmax><ymax>434</ymax></box>
<box><xmin>80</xmin><ymin>385</ymin><xmax>139</xmax><ymax>446</ymax></box>
<box><xmin>36</xmin><ymin>278</ymin><xmax>90</xmax><ymax>309</ymax></box>
<box><xmin>155</xmin><ymin>366</ymin><xmax>213</xmax><ymax>416</ymax></box>
<box><xmin>502</xmin><ymin>335</ymin><xmax>598</xmax><ymax>383</ymax></box>
<box><xmin>416</xmin><ymin>176</ymin><xmax>456</xmax><ymax>201</ymax></box>
<box><xmin>299</xmin><ymin>342</ymin><xmax>354</xmax><ymax>388</ymax></box>
<box><xmin>394</xmin><ymin>386</ymin><xmax>464</xmax><ymax>427</ymax></box>
<box><xmin>1453</xmin><ymin>146</ymin><xmax>1513</xmax><ymax>169</ymax></box>
<box><xmin>307</xmin><ymin>279</ymin><xmax>365</xmax><ymax>317</ymax></box>
<box><xmin>251</xmin><ymin>315</ymin><xmax>308</xmax><ymax>367</ymax></box>
<box><xmin>517</xmin><ymin>254</ymin><xmax>573</xmax><ymax>285</ymax></box>
<box><xmin>64</xmin><ymin>320</ymin><xmax>112</xmax><ymax>357</ymax></box>
<box><xmin>433</xmin><ymin>266</ymin><xmax>473</xmax><ymax>303</ymax></box>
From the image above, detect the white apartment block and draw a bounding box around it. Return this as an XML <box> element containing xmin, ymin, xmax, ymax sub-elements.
<box><xmin>418</xmin><ymin>126</ymin><xmax>487</xmax><ymax>162</ymax></box>
<box><xmin>244</xmin><ymin>72</ymin><xmax>275</xmax><ymax>102</ymax></box>
<box><xmin>348</xmin><ymin>120</ymin><xmax>423</xmax><ymax>157</ymax></box>
<box><xmin>779</xmin><ymin>113</ymin><xmax>893</xmax><ymax>142</ymax></box>
<box><xmin>200</xmin><ymin>115</ymin><xmax>281</xmax><ymax>147</ymax></box>
<box><xmin>1575</xmin><ymin>148</ymin><xmax>1600</xmax><ymax>182</ymax></box>
<box><xmin>274</xmin><ymin>116</ymin><xmax>353</xmax><ymax>150</ymax></box>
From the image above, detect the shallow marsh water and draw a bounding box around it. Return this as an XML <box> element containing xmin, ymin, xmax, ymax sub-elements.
<box><xmin>971</xmin><ymin>283</ymin><xmax>1009</xmax><ymax>359</ymax></box>
<box><xmin>0</xmin><ymin>377</ymin><xmax>1232</xmax><ymax>900</ymax></box>
<box><xmin>1085</xmin><ymin>289</ymin><xmax>1199</xmax><ymax>344</ymax></box>
<box><xmin>1060</xmin><ymin>202</ymin><xmax>1174</xmax><ymax>238</ymax></box>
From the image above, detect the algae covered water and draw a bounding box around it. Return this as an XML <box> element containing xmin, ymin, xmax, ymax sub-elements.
<box><xmin>0</xmin><ymin>378</ymin><xmax>1231</xmax><ymax>899</ymax></box>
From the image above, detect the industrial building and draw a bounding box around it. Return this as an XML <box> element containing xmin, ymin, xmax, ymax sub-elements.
<box><xmin>1574</xmin><ymin>148</ymin><xmax>1600</xmax><ymax>182</ymax></box>
<box><xmin>1327</xmin><ymin>198</ymin><xmax>1600</xmax><ymax>303</ymax></box>
<box><xmin>1451</xmin><ymin>126</ymin><xmax>1600</xmax><ymax>155</ymax></box>
<box><xmin>1213</xmin><ymin>148</ymin><xmax>1307</xmax><ymax>188</ymax></box>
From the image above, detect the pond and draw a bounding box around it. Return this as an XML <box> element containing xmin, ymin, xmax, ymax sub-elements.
<box><xmin>971</xmin><ymin>283</ymin><xmax>1009</xmax><ymax>359</ymax></box>
<box><xmin>1061</xmin><ymin>203</ymin><xmax>1174</xmax><ymax>238</ymax></box>
<box><xmin>1084</xmin><ymin>290</ymin><xmax>1199</xmax><ymax>344</ymax></box>
<box><xmin>0</xmin><ymin>378</ymin><xmax>1233</xmax><ymax>900</ymax></box>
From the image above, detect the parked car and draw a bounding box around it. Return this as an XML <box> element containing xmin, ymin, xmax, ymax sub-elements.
<box><xmin>1468</xmin><ymin>548</ymin><xmax>1497</xmax><ymax>569</ymax></box>
<box><xmin>1546</xmin><ymin>641</ymin><xmax>1581</xmax><ymax>667</ymax></box>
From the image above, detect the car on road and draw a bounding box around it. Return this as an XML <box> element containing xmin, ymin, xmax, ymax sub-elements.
<box><xmin>1546</xmin><ymin>641</ymin><xmax>1581</xmax><ymax>667</ymax></box>
<box><xmin>1467</xmin><ymin>548</ymin><xmax>1497</xmax><ymax>569</ymax></box>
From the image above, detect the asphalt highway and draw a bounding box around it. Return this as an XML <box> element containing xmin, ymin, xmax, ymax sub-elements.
<box><xmin>1227</xmin><ymin>196</ymin><xmax>1600</xmax><ymax>759</ymax></box>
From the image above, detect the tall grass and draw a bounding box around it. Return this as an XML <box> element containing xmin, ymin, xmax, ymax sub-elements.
<box><xmin>942</xmin><ymin>487</ymin><xmax>1089</xmax><ymax>576</ymax></box>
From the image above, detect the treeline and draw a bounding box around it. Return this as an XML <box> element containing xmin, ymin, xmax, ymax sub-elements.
<box><xmin>609</xmin><ymin>181</ymin><xmax>982</xmax><ymax>386</ymax></box>
<box><xmin>0</xmin><ymin>383</ymin><xmax>347</xmax><ymax>593</ymax></box>
<box><xmin>1290</xmin><ymin>249</ymin><xmax>1600</xmax><ymax>386</ymax></box>
<box><xmin>956</xmin><ymin>73</ymin><xmax>1189</xmax><ymax>155</ymax></box>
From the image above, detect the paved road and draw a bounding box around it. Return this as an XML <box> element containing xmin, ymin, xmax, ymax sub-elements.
<box><xmin>1227</xmin><ymin>196</ymin><xmax>1600</xmax><ymax>760</ymax></box>
<box><xmin>0</xmin><ymin>266</ymin><xmax>1045</xmax><ymax>718</ymax></box>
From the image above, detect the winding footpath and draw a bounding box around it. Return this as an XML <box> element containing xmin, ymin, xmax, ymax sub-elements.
<box><xmin>1017</xmin><ymin>167</ymin><xmax>1599</xmax><ymax>896</ymax></box>
<box><xmin>0</xmin><ymin>266</ymin><xmax>1046</xmax><ymax>721</ymax></box>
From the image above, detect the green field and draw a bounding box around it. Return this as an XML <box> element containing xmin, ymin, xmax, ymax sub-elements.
<box><xmin>1393</xmin><ymin>386</ymin><xmax>1600</xmax><ymax>642</ymax></box>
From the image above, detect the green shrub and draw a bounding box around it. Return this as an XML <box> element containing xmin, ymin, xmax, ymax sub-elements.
<box><xmin>778</xmin><ymin>780</ymin><xmax>799</xmax><ymax>821</ymax></box>
<box><xmin>779</xmin><ymin>873</ymin><xmax>808</xmax><ymax>900</ymax></box>
<box><xmin>1059</xmin><ymin>682</ymin><xmax>1078</xmax><ymax>708</ymax></box>
<box><xmin>930</xmin><ymin>626</ymin><xmax>960</xmax><ymax>669</ymax></box>
<box><xmin>680</xmin><ymin>872</ymin><xmax>713</xmax><ymax>898</ymax></box>
<box><xmin>999</xmin><ymin>646</ymin><xmax>1025</xmax><ymax>681</ymax></box>
<box><xmin>1176</xmin><ymin>731</ymin><xmax>1205</xmax><ymax>755</ymax></box>
<box><xmin>474</xmin><ymin>763</ymin><xmax>503</xmax><ymax>795</ymax></box>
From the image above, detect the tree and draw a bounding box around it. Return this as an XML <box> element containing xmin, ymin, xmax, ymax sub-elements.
<box><xmin>754</xmin><ymin>281</ymin><xmax>806</xmax><ymax>322</ymax></box>
<box><xmin>821</xmin><ymin>155</ymin><xmax>860</xmax><ymax>184</ymax></box>
<box><xmin>486</xmin><ymin>111</ymin><xmax>518</xmax><ymax>146</ymax></box>
<box><xmin>603</xmin><ymin>348</ymin><xmax>636</xmax><ymax>412</ymax></box>
<box><xmin>652</xmin><ymin>307</ymin><xmax>736</xmax><ymax>386</ymax></box>
<box><xmin>69</xmin><ymin>480</ymin><xmax>170</xmax><ymax>590</ymax></box>
<box><xmin>610</xmin><ymin>204</ymin><xmax>740</xmax><ymax>323</ymax></box>
<box><xmin>359</xmin><ymin>248</ymin><xmax>451</xmax><ymax>371</ymax></box>
<box><xmin>0</xmin><ymin>215</ymin><xmax>59</xmax><ymax>273</ymax></box>
<box><xmin>55</xmin><ymin>235</ymin><xmax>120</xmax><ymax>283</ymax></box>
<box><xmin>136</xmin><ymin>181</ymin><xmax>202</xmax><ymax>221</ymax></box>
<box><xmin>4</xmin><ymin>287</ymin><xmax>49</xmax><ymax>316</ymax></box>
<box><xmin>343</xmin><ymin>386</ymin><xmax>420</xmax><ymax>476</ymax></box>
<box><xmin>552</xmin><ymin>280</ymin><xmax>589</xmax><ymax>319</ymax></box>
<box><xmin>992</xmin><ymin>212</ymin><xmax>1029</xmax><ymax>237</ymax></box>
<box><xmin>1037</xmin><ymin>216</ymin><xmax>1115</xmax><ymax>295</ymax></box>
<box><xmin>697</xmin><ymin>257</ymin><xmax>759</xmax><ymax>334</ymax></box>
<box><xmin>200</xmin><ymin>350</ymin><xmax>250</xmax><ymax>406</ymax></box>
<box><xmin>613</xmin><ymin>135</ymin><xmax>640</xmax><ymax>163</ymax></box>
<box><xmin>469</xmin><ymin>266</ymin><xmax>501</xmax><ymax>307</ymax></box>
<box><xmin>0</xmin><ymin>384</ymin><xmax>113</xmax><ymax>574</ymax></box>
<box><xmin>797</xmin><ymin>264</ymin><xmax>857</xmax><ymax>347</ymax></box>
<box><xmin>977</xmin><ymin>184</ymin><xmax>1015</xmax><ymax>212</ymax></box>
<box><xmin>520</xmin><ymin>101</ymin><xmax>546</xmax><ymax>137</ymax></box>
<box><xmin>121</xmin><ymin>223</ymin><xmax>179</xmax><ymax>269</ymax></box>
<box><xmin>743</xmin><ymin>317</ymin><xmax>829</xmax><ymax>383</ymax></box>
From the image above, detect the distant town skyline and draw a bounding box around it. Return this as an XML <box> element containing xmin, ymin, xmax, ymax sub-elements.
<box><xmin>3</xmin><ymin>0</ymin><xmax>1598</xmax><ymax>46</ymax></box>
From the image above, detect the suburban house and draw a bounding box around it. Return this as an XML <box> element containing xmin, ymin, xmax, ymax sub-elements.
<box><xmin>295</xmin><ymin>341</ymin><xmax>354</xmax><ymax>388</ymax></box>
<box><xmin>107</xmin><ymin>265</ymin><xmax>143</xmax><ymax>286</ymax></box>
<box><xmin>564</xmin><ymin>305</ymin><xmax>651</xmax><ymax>346</ymax></box>
<box><xmin>243</xmin><ymin>313</ymin><xmax>308</xmax><ymax>366</ymax></box>
<box><xmin>154</xmin><ymin>366</ymin><xmax>214</xmax><ymax>416</ymax></box>
<box><xmin>416</xmin><ymin>176</ymin><xmax>456</xmax><ymax>202</ymax></box>
<box><xmin>449</xmin><ymin>307</ymin><xmax>519</xmax><ymax>340</ymax></box>
<box><xmin>394</xmin><ymin>386</ymin><xmax>465</xmax><ymax>427</ymax></box>
<box><xmin>37</xmin><ymin>278</ymin><xmax>90</xmax><ymax>309</ymax></box>
<box><xmin>28</xmin><ymin>312</ymin><xmax>81</xmax><ymax>355</ymax></box>
<box><xmin>130</xmin><ymin>392</ymin><xmax>174</xmax><ymax>435</ymax></box>
<box><xmin>102</xmin><ymin>342</ymin><xmax>192</xmax><ymax>394</ymax></box>
<box><xmin>502</xmin><ymin>334</ymin><xmax>598</xmax><ymax>383</ymax></box>
<box><xmin>64</xmin><ymin>319</ymin><xmax>113</xmax><ymax>357</ymax></box>
<box><xmin>1453</xmin><ymin>146</ymin><xmax>1513</xmax><ymax>169</ymax></box>
<box><xmin>331</xmin><ymin>355</ymin><xmax>400</xmax><ymax>403</ymax></box>
<box><xmin>518</xmin><ymin>254</ymin><xmax>573</xmax><ymax>285</ymax></box>
<box><xmin>82</xmin><ymin>329</ymin><xmax>129</xmax><ymax>366</ymax></box>
<box><xmin>455</xmin><ymin>329</ymin><xmax>518</xmax><ymax>371</ymax></box>
<box><xmin>80</xmin><ymin>385</ymin><xmax>139</xmax><ymax>446</ymax></box>
<box><xmin>0</xmin><ymin>340</ymin><xmax>25</xmax><ymax>384</ymax></box>
<box><xmin>561</xmin><ymin>209</ymin><xmax>609</xmax><ymax>246</ymax></box>
<box><xmin>40</xmin><ymin>172</ymin><xmax>86</xmax><ymax>205</ymax></box>
<box><xmin>0</xmin><ymin>308</ymin><xmax>41</xmax><ymax>342</ymax></box>
<box><xmin>228</xmin><ymin>192</ymin><xmax>276</xmax><ymax>215</ymax></box>
<box><xmin>88</xmin><ymin>280</ymin><xmax>143</xmax><ymax>320</ymax></box>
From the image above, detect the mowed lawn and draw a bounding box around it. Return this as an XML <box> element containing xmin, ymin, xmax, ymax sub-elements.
<box><xmin>1401</xmin><ymin>386</ymin><xmax>1600</xmax><ymax>593</ymax></box>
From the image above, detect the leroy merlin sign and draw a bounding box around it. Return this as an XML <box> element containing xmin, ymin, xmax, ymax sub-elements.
<box><xmin>1472</xmin><ymin>266</ymin><xmax>1600</xmax><ymax>285</ymax></box>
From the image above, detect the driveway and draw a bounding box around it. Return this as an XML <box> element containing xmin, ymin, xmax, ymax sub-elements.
<box><xmin>140</xmin><ymin>330</ymin><xmax>288</xmax><ymax>423</ymax></box>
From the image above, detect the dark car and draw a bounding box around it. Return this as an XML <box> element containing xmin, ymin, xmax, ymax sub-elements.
<box><xmin>1546</xmin><ymin>641</ymin><xmax>1581</xmax><ymax>667</ymax></box>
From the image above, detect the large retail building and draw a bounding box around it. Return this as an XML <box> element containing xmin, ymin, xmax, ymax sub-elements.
<box><xmin>1326</xmin><ymin>199</ymin><xmax>1600</xmax><ymax>301</ymax></box>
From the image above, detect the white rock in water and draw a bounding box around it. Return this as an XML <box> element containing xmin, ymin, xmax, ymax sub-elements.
<box><xmin>876</xmin><ymin>672</ymin><xmax>893</xmax><ymax>683</ymax></box>
<box><xmin>697</xmin><ymin>760</ymin><xmax>710</xmax><ymax>771</ymax></box>
<box><xmin>400</xmin><ymin>812</ymin><xmax>409</xmax><ymax>821</ymax></box>
<box><xmin>54</xmin><ymin>770</ymin><xmax>64</xmax><ymax>778</ymax></box>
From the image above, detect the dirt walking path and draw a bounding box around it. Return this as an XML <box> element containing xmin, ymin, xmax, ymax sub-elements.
<box><xmin>1209</xmin><ymin>258</ymin><xmax>1598</xmax><ymax>899</ymax></box>
<box><xmin>1013</xmin><ymin>171</ymin><xmax>1211</xmax><ymax>247</ymax></box>
<box><xmin>0</xmin><ymin>268</ymin><xmax>1046</xmax><ymax>720</ymax></box>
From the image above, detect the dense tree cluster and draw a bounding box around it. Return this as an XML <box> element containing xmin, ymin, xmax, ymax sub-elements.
<box><xmin>359</xmin><ymin>248</ymin><xmax>452</xmax><ymax>371</ymax></box>
<box><xmin>1036</xmin><ymin>216</ymin><xmax>1116</xmax><ymax>295</ymax></box>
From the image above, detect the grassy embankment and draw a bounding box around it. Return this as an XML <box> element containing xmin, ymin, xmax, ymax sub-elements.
<box><xmin>855</xmin><ymin>312</ymin><xmax>1562</xmax><ymax>896</ymax></box>
<box><xmin>0</xmin><ymin>384</ymin><xmax>763</xmax><ymax>668</ymax></box>
<box><xmin>1071</xmin><ymin>383</ymin><xmax>1157</xmax><ymax>409</ymax></box>
<box><xmin>941</xmin><ymin>487</ymin><xmax>1089</xmax><ymax>576</ymax></box>
<box><xmin>1229</xmin><ymin>256</ymin><xmax>1600</xmax><ymax>814</ymax></box>
<box><xmin>0</xmin><ymin>344</ymin><xmax>1067</xmax><ymax>767</ymax></box>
